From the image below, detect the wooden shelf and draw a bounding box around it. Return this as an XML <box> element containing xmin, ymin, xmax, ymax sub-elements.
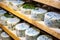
<box><xmin>33</xmin><ymin>0</ymin><xmax>60</xmax><ymax>9</ymax></box>
<box><xmin>0</xmin><ymin>24</ymin><xmax>20</xmax><ymax>40</ymax></box>
<box><xmin>0</xmin><ymin>2</ymin><xmax>60</xmax><ymax>40</ymax></box>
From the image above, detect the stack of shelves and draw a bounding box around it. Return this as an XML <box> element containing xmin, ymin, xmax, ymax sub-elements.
<box><xmin>0</xmin><ymin>0</ymin><xmax>60</xmax><ymax>40</ymax></box>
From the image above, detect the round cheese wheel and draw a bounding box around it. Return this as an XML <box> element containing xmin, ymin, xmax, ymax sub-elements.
<box><xmin>44</xmin><ymin>12</ymin><xmax>60</xmax><ymax>28</ymax></box>
<box><xmin>1</xmin><ymin>32</ymin><xmax>12</xmax><ymax>40</ymax></box>
<box><xmin>0</xmin><ymin>16</ymin><xmax>8</xmax><ymax>25</ymax></box>
<box><xmin>31</xmin><ymin>8</ymin><xmax>47</xmax><ymax>21</ymax></box>
<box><xmin>15</xmin><ymin>23</ymin><xmax>30</xmax><ymax>37</ymax></box>
<box><xmin>25</xmin><ymin>27</ymin><xmax>40</xmax><ymax>40</ymax></box>
<box><xmin>7</xmin><ymin>17</ymin><xmax>20</xmax><ymax>30</ymax></box>
<box><xmin>37</xmin><ymin>35</ymin><xmax>53</xmax><ymax>40</ymax></box>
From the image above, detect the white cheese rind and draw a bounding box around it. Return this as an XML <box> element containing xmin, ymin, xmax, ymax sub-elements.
<box><xmin>44</xmin><ymin>12</ymin><xmax>60</xmax><ymax>28</ymax></box>
<box><xmin>31</xmin><ymin>8</ymin><xmax>47</xmax><ymax>21</ymax></box>
<box><xmin>7</xmin><ymin>17</ymin><xmax>20</xmax><ymax>30</ymax></box>
<box><xmin>37</xmin><ymin>35</ymin><xmax>53</xmax><ymax>40</ymax></box>
<box><xmin>25</xmin><ymin>27</ymin><xmax>40</xmax><ymax>40</ymax></box>
<box><xmin>15</xmin><ymin>23</ymin><xmax>30</xmax><ymax>37</ymax></box>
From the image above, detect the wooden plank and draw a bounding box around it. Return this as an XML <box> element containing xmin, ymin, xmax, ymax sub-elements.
<box><xmin>0</xmin><ymin>24</ymin><xmax>20</xmax><ymax>40</ymax></box>
<box><xmin>0</xmin><ymin>2</ymin><xmax>60</xmax><ymax>39</ymax></box>
<box><xmin>33</xmin><ymin>0</ymin><xmax>60</xmax><ymax>9</ymax></box>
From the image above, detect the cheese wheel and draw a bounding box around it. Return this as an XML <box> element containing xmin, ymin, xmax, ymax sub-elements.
<box><xmin>25</xmin><ymin>27</ymin><xmax>40</xmax><ymax>40</ymax></box>
<box><xmin>44</xmin><ymin>12</ymin><xmax>60</xmax><ymax>28</ymax></box>
<box><xmin>0</xmin><ymin>16</ymin><xmax>8</xmax><ymax>25</ymax></box>
<box><xmin>20</xmin><ymin>7</ymin><xmax>32</xmax><ymax>15</ymax></box>
<box><xmin>1</xmin><ymin>32</ymin><xmax>12</xmax><ymax>40</ymax></box>
<box><xmin>31</xmin><ymin>8</ymin><xmax>47</xmax><ymax>21</ymax></box>
<box><xmin>0</xmin><ymin>15</ymin><xmax>14</xmax><ymax>26</ymax></box>
<box><xmin>7</xmin><ymin>17</ymin><xmax>20</xmax><ymax>30</ymax></box>
<box><xmin>15</xmin><ymin>23</ymin><xmax>30</xmax><ymax>37</ymax></box>
<box><xmin>37</xmin><ymin>35</ymin><xmax>53</xmax><ymax>40</ymax></box>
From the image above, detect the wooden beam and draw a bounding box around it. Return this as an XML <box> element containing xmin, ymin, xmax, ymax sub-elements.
<box><xmin>34</xmin><ymin>0</ymin><xmax>60</xmax><ymax>9</ymax></box>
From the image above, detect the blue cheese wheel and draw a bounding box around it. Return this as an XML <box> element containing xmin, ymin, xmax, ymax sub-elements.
<box><xmin>7</xmin><ymin>17</ymin><xmax>20</xmax><ymax>30</ymax></box>
<box><xmin>0</xmin><ymin>16</ymin><xmax>8</xmax><ymax>26</ymax></box>
<box><xmin>37</xmin><ymin>35</ymin><xmax>53</xmax><ymax>40</ymax></box>
<box><xmin>0</xmin><ymin>10</ymin><xmax>6</xmax><ymax>17</ymax></box>
<box><xmin>1</xmin><ymin>32</ymin><xmax>12</xmax><ymax>40</ymax></box>
<box><xmin>44</xmin><ymin>12</ymin><xmax>60</xmax><ymax>28</ymax></box>
<box><xmin>25</xmin><ymin>27</ymin><xmax>40</xmax><ymax>40</ymax></box>
<box><xmin>15</xmin><ymin>23</ymin><xmax>30</xmax><ymax>37</ymax></box>
<box><xmin>31</xmin><ymin>8</ymin><xmax>47</xmax><ymax>21</ymax></box>
<box><xmin>20</xmin><ymin>7</ymin><xmax>32</xmax><ymax>15</ymax></box>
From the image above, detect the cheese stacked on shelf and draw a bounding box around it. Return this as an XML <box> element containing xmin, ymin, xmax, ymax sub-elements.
<box><xmin>44</xmin><ymin>12</ymin><xmax>60</xmax><ymax>28</ymax></box>
<box><xmin>4</xmin><ymin>1</ymin><xmax>24</xmax><ymax>11</ymax></box>
<box><xmin>1</xmin><ymin>32</ymin><xmax>12</xmax><ymax>40</ymax></box>
<box><xmin>7</xmin><ymin>17</ymin><xmax>20</xmax><ymax>30</ymax></box>
<box><xmin>20</xmin><ymin>4</ymin><xmax>36</xmax><ymax>15</ymax></box>
<box><xmin>15</xmin><ymin>23</ymin><xmax>30</xmax><ymax>37</ymax></box>
<box><xmin>0</xmin><ymin>12</ymin><xmax>15</xmax><ymax>26</ymax></box>
<box><xmin>0</xmin><ymin>11</ymin><xmax>20</xmax><ymax>30</ymax></box>
<box><xmin>0</xmin><ymin>16</ymin><xmax>8</xmax><ymax>26</ymax></box>
<box><xmin>31</xmin><ymin>8</ymin><xmax>47</xmax><ymax>21</ymax></box>
<box><xmin>25</xmin><ymin>27</ymin><xmax>40</xmax><ymax>40</ymax></box>
<box><xmin>37</xmin><ymin>35</ymin><xmax>53</xmax><ymax>40</ymax></box>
